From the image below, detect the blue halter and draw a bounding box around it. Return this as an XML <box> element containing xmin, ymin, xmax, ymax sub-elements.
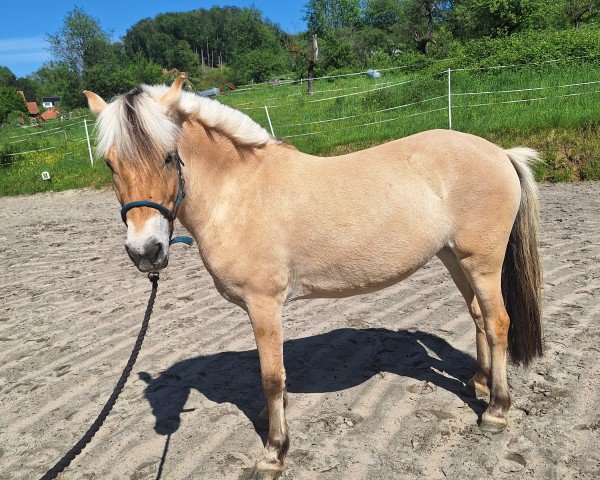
<box><xmin>120</xmin><ymin>152</ymin><xmax>193</xmax><ymax>247</ymax></box>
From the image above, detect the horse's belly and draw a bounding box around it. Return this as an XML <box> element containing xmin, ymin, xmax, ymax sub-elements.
<box><xmin>288</xmin><ymin>224</ymin><xmax>445</xmax><ymax>300</ymax></box>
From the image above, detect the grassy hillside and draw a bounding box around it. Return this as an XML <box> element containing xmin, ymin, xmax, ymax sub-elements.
<box><xmin>0</xmin><ymin>116</ymin><xmax>110</xmax><ymax>196</ymax></box>
<box><xmin>220</xmin><ymin>59</ymin><xmax>600</xmax><ymax>156</ymax></box>
<box><xmin>1</xmin><ymin>58</ymin><xmax>599</xmax><ymax>196</ymax></box>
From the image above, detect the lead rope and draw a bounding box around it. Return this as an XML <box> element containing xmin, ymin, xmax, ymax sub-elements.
<box><xmin>40</xmin><ymin>273</ymin><xmax>160</xmax><ymax>480</ymax></box>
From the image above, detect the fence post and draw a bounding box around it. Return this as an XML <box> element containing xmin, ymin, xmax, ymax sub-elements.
<box><xmin>84</xmin><ymin>119</ymin><xmax>94</xmax><ymax>165</ymax></box>
<box><xmin>447</xmin><ymin>68</ymin><xmax>452</xmax><ymax>130</ymax></box>
<box><xmin>264</xmin><ymin>106</ymin><xmax>275</xmax><ymax>137</ymax></box>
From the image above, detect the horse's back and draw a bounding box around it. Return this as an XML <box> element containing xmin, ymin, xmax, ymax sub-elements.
<box><xmin>270</xmin><ymin>130</ymin><xmax>521</xmax><ymax>299</ymax></box>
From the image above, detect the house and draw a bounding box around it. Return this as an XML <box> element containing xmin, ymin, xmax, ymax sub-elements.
<box><xmin>42</xmin><ymin>97</ymin><xmax>60</xmax><ymax>109</ymax></box>
<box><xmin>18</xmin><ymin>91</ymin><xmax>41</xmax><ymax>120</ymax></box>
<box><xmin>41</xmin><ymin>107</ymin><xmax>60</xmax><ymax>121</ymax></box>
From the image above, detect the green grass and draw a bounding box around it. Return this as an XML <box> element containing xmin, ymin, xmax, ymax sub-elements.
<box><xmin>0</xmin><ymin>117</ymin><xmax>110</xmax><ymax>196</ymax></box>
<box><xmin>220</xmin><ymin>60</ymin><xmax>600</xmax><ymax>155</ymax></box>
<box><xmin>1</xmin><ymin>58</ymin><xmax>599</xmax><ymax>196</ymax></box>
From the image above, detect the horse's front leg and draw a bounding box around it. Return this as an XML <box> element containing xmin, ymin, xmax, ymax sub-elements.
<box><xmin>247</xmin><ymin>295</ymin><xmax>289</xmax><ymax>479</ymax></box>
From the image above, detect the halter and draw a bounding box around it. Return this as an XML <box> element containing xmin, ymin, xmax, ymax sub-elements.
<box><xmin>120</xmin><ymin>152</ymin><xmax>193</xmax><ymax>246</ymax></box>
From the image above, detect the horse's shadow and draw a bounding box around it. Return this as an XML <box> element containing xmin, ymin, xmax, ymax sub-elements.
<box><xmin>139</xmin><ymin>328</ymin><xmax>484</xmax><ymax>437</ymax></box>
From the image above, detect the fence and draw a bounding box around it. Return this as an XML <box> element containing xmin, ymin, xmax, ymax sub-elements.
<box><xmin>244</xmin><ymin>61</ymin><xmax>600</xmax><ymax>140</ymax></box>
<box><xmin>2</xmin><ymin>54</ymin><xmax>599</xmax><ymax>168</ymax></box>
<box><xmin>1</xmin><ymin>116</ymin><xmax>96</xmax><ymax>168</ymax></box>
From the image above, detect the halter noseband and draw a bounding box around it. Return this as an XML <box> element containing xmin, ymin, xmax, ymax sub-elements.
<box><xmin>120</xmin><ymin>152</ymin><xmax>193</xmax><ymax>246</ymax></box>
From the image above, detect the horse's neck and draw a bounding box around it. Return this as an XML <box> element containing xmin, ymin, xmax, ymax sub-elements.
<box><xmin>176</xmin><ymin>121</ymin><xmax>265</xmax><ymax>235</ymax></box>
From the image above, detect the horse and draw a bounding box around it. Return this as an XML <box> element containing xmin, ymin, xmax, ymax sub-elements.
<box><xmin>84</xmin><ymin>75</ymin><xmax>542</xmax><ymax>479</ymax></box>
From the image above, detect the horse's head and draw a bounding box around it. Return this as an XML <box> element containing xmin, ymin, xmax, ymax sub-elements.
<box><xmin>84</xmin><ymin>76</ymin><xmax>186</xmax><ymax>272</ymax></box>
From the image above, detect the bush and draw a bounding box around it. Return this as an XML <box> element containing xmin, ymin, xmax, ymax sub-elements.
<box><xmin>0</xmin><ymin>87</ymin><xmax>27</xmax><ymax>123</ymax></box>
<box><xmin>229</xmin><ymin>49</ymin><xmax>289</xmax><ymax>84</ymax></box>
<box><xmin>457</xmin><ymin>27</ymin><xmax>600</xmax><ymax>69</ymax></box>
<box><xmin>0</xmin><ymin>142</ymin><xmax>21</xmax><ymax>167</ymax></box>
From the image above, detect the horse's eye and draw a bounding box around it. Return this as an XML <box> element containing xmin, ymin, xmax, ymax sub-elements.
<box><xmin>165</xmin><ymin>154</ymin><xmax>173</xmax><ymax>165</ymax></box>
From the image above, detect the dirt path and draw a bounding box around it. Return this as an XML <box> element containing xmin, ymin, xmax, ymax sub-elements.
<box><xmin>0</xmin><ymin>183</ymin><xmax>598</xmax><ymax>480</ymax></box>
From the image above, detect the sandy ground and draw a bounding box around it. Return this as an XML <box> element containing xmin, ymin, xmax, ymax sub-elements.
<box><xmin>0</xmin><ymin>183</ymin><xmax>599</xmax><ymax>480</ymax></box>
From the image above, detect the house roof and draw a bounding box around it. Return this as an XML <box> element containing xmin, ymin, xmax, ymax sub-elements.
<box><xmin>41</xmin><ymin>108</ymin><xmax>59</xmax><ymax>120</ymax></box>
<box><xmin>27</xmin><ymin>102</ymin><xmax>40</xmax><ymax>115</ymax></box>
<box><xmin>18</xmin><ymin>90</ymin><xmax>40</xmax><ymax>115</ymax></box>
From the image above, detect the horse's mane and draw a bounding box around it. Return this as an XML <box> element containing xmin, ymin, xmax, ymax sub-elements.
<box><xmin>95</xmin><ymin>84</ymin><xmax>273</xmax><ymax>162</ymax></box>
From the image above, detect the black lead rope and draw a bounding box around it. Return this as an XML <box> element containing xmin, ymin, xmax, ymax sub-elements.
<box><xmin>40</xmin><ymin>273</ymin><xmax>159</xmax><ymax>480</ymax></box>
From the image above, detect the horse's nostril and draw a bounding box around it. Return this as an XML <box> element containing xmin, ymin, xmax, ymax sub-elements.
<box><xmin>148</xmin><ymin>242</ymin><xmax>163</xmax><ymax>263</ymax></box>
<box><xmin>125</xmin><ymin>244</ymin><xmax>140</xmax><ymax>264</ymax></box>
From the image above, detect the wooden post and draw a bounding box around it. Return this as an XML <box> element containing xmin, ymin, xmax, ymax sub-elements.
<box><xmin>307</xmin><ymin>34</ymin><xmax>319</xmax><ymax>94</ymax></box>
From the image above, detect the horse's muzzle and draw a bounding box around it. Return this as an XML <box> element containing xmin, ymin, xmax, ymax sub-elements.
<box><xmin>125</xmin><ymin>239</ymin><xmax>169</xmax><ymax>272</ymax></box>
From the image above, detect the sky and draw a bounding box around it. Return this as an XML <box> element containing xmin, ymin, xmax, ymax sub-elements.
<box><xmin>0</xmin><ymin>1</ymin><xmax>307</xmax><ymax>77</ymax></box>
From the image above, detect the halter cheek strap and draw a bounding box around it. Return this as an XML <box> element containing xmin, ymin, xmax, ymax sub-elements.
<box><xmin>120</xmin><ymin>152</ymin><xmax>194</xmax><ymax>247</ymax></box>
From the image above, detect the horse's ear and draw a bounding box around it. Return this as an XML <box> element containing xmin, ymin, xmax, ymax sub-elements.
<box><xmin>83</xmin><ymin>91</ymin><xmax>107</xmax><ymax>116</ymax></box>
<box><xmin>160</xmin><ymin>74</ymin><xmax>186</xmax><ymax>113</ymax></box>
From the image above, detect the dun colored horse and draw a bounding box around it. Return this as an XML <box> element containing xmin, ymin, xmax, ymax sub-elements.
<box><xmin>84</xmin><ymin>75</ymin><xmax>542</xmax><ymax>479</ymax></box>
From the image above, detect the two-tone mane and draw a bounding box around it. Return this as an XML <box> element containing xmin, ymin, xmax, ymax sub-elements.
<box><xmin>95</xmin><ymin>85</ymin><xmax>274</xmax><ymax>163</ymax></box>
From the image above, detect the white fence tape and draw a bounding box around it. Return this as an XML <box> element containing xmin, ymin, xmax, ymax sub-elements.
<box><xmin>453</xmin><ymin>79</ymin><xmax>600</xmax><ymax>97</ymax></box>
<box><xmin>281</xmin><ymin>106</ymin><xmax>446</xmax><ymax>139</ymax></box>
<box><xmin>275</xmin><ymin>94</ymin><xmax>446</xmax><ymax>129</ymax></box>
<box><xmin>448</xmin><ymin>53</ymin><xmax>600</xmax><ymax>73</ymax></box>
<box><xmin>262</xmin><ymin>80</ymin><xmax>414</xmax><ymax>110</ymax></box>
<box><xmin>4</xmin><ymin>146</ymin><xmax>56</xmax><ymax>156</ymax></box>
<box><xmin>230</xmin><ymin>58</ymin><xmax>453</xmax><ymax>91</ymax></box>
<box><xmin>455</xmin><ymin>88</ymin><xmax>600</xmax><ymax>108</ymax></box>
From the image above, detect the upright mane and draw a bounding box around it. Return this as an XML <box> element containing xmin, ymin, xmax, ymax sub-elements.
<box><xmin>95</xmin><ymin>84</ymin><xmax>274</xmax><ymax>162</ymax></box>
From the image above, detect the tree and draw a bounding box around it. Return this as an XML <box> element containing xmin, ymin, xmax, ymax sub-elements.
<box><xmin>398</xmin><ymin>1</ymin><xmax>451</xmax><ymax>54</ymax></box>
<box><xmin>363</xmin><ymin>0</ymin><xmax>403</xmax><ymax>30</ymax></box>
<box><xmin>46</xmin><ymin>6</ymin><xmax>112</xmax><ymax>75</ymax></box>
<box><xmin>43</xmin><ymin>7</ymin><xmax>122</xmax><ymax>108</ymax></box>
<box><xmin>32</xmin><ymin>62</ymin><xmax>81</xmax><ymax>109</ymax></box>
<box><xmin>123</xmin><ymin>6</ymin><xmax>290</xmax><ymax>82</ymax></box>
<box><xmin>303</xmin><ymin>0</ymin><xmax>361</xmax><ymax>35</ymax></box>
<box><xmin>83</xmin><ymin>57</ymin><xmax>163</xmax><ymax>100</ymax></box>
<box><xmin>0</xmin><ymin>66</ymin><xmax>17</xmax><ymax>87</ymax></box>
<box><xmin>562</xmin><ymin>0</ymin><xmax>599</xmax><ymax>27</ymax></box>
<box><xmin>0</xmin><ymin>87</ymin><xmax>27</xmax><ymax>123</ymax></box>
<box><xmin>450</xmin><ymin>0</ymin><xmax>549</xmax><ymax>39</ymax></box>
<box><xmin>16</xmin><ymin>77</ymin><xmax>38</xmax><ymax>102</ymax></box>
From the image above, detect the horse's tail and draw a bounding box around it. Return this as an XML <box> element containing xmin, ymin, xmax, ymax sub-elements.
<box><xmin>502</xmin><ymin>147</ymin><xmax>543</xmax><ymax>366</ymax></box>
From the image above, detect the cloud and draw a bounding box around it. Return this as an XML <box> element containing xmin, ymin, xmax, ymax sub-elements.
<box><xmin>0</xmin><ymin>36</ymin><xmax>50</xmax><ymax>65</ymax></box>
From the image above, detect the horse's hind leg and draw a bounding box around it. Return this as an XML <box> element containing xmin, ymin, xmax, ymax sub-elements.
<box><xmin>247</xmin><ymin>296</ymin><xmax>289</xmax><ymax>479</ymax></box>
<box><xmin>437</xmin><ymin>248</ymin><xmax>490</xmax><ymax>400</ymax></box>
<box><xmin>458</xmin><ymin>252</ymin><xmax>512</xmax><ymax>432</ymax></box>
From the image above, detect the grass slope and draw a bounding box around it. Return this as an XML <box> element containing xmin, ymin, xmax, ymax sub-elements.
<box><xmin>1</xmin><ymin>59</ymin><xmax>599</xmax><ymax>196</ymax></box>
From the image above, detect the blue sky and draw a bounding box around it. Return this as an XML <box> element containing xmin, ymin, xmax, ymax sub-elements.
<box><xmin>0</xmin><ymin>1</ymin><xmax>307</xmax><ymax>77</ymax></box>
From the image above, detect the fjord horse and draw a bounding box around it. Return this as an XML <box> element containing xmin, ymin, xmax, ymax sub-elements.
<box><xmin>84</xmin><ymin>75</ymin><xmax>542</xmax><ymax>479</ymax></box>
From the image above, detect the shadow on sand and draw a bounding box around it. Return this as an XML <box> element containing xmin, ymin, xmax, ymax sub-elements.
<box><xmin>139</xmin><ymin>327</ymin><xmax>485</xmax><ymax>439</ymax></box>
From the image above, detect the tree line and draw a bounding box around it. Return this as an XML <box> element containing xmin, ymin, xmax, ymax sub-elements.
<box><xmin>0</xmin><ymin>1</ymin><xmax>599</xmax><ymax>121</ymax></box>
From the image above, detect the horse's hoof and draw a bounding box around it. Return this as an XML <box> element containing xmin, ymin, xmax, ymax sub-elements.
<box><xmin>480</xmin><ymin>411</ymin><xmax>508</xmax><ymax>433</ymax></box>
<box><xmin>467</xmin><ymin>377</ymin><xmax>490</xmax><ymax>401</ymax></box>
<box><xmin>249</xmin><ymin>459</ymin><xmax>284</xmax><ymax>480</ymax></box>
